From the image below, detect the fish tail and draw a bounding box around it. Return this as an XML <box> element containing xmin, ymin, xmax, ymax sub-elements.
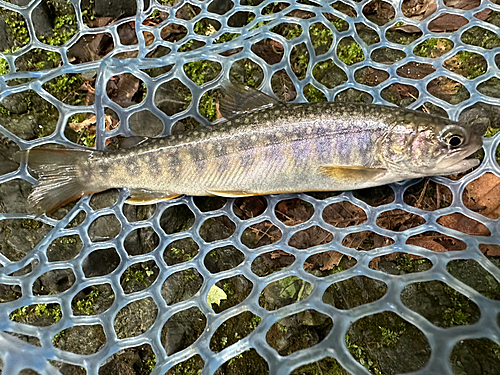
<box><xmin>20</xmin><ymin>148</ymin><xmax>99</xmax><ymax>215</ymax></box>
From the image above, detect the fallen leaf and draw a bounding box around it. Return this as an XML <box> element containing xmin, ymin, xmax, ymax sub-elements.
<box><xmin>479</xmin><ymin>244</ymin><xmax>500</xmax><ymax>257</ymax></box>
<box><xmin>437</xmin><ymin>213</ymin><xmax>491</xmax><ymax>236</ymax></box>
<box><xmin>406</xmin><ymin>232</ymin><xmax>466</xmax><ymax>252</ymax></box>
<box><xmin>270</xmin><ymin>250</ymin><xmax>290</xmax><ymax>259</ymax></box>
<box><xmin>401</xmin><ymin>0</ymin><xmax>437</xmax><ymax>20</ymax></box>
<box><xmin>445</xmin><ymin>0</ymin><xmax>480</xmax><ymax>10</ymax></box>
<box><xmin>428</xmin><ymin>14</ymin><xmax>468</xmax><ymax>32</ymax></box>
<box><xmin>474</xmin><ymin>9</ymin><xmax>492</xmax><ymax>21</ymax></box>
<box><xmin>69</xmin><ymin>114</ymin><xmax>119</xmax><ymax>134</ymax></box>
<box><xmin>69</xmin><ymin>115</ymin><xmax>97</xmax><ymax>133</ymax></box>
<box><xmin>207</xmin><ymin>285</ymin><xmax>227</xmax><ymax>307</ymax></box>
<box><xmin>463</xmin><ymin>173</ymin><xmax>500</xmax><ymax>219</ymax></box>
<box><xmin>106</xmin><ymin>73</ymin><xmax>141</xmax><ymax>108</ymax></box>
<box><xmin>320</xmin><ymin>251</ymin><xmax>344</xmax><ymax>271</ymax></box>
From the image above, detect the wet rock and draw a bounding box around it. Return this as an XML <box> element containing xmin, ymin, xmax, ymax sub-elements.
<box><xmin>0</xmin><ymin>179</ymin><xmax>32</xmax><ymax>214</ymax></box>
<box><xmin>0</xmin><ymin>137</ymin><xmax>20</xmax><ymax>176</ymax></box>
<box><xmin>94</xmin><ymin>0</ymin><xmax>147</xmax><ymax>18</ymax></box>
<box><xmin>1</xmin><ymin>93</ymin><xmax>28</xmax><ymax>114</ymax></box>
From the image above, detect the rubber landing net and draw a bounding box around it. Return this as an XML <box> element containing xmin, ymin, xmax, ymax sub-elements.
<box><xmin>0</xmin><ymin>0</ymin><xmax>500</xmax><ymax>374</ymax></box>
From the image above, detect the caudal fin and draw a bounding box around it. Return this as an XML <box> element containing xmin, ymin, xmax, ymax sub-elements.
<box><xmin>21</xmin><ymin>148</ymin><xmax>96</xmax><ymax>215</ymax></box>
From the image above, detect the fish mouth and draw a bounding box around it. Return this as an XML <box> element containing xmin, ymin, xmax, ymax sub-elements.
<box><xmin>439</xmin><ymin>157</ymin><xmax>480</xmax><ymax>175</ymax></box>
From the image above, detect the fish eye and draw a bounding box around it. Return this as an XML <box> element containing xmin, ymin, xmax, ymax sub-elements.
<box><xmin>448</xmin><ymin>134</ymin><xmax>463</xmax><ymax>148</ymax></box>
<box><xmin>441</xmin><ymin>127</ymin><xmax>466</xmax><ymax>149</ymax></box>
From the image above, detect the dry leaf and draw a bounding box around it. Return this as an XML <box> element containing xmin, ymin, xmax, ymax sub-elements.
<box><xmin>474</xmin><ymin>9</ymin><xmax>492</xmax><ymax>21</ymax></box>
<box><xmin>69</xmin><ymin>114</ymin><xmax>119</xmax><ymax>134</ymax></box>
<box><xmin>437</xmin><ymin>213</ymin><xmax>491</xmax><ymax>236</ymax></box>
<box><xmin>320</xmin><ymin>251</ymin><xmax>344</xmax><ymax>271</ymax></box>
<box><xmin>406</xmin><ymin>237</ymin><xmax>449</xmax><ymax>252</ymax></box>
<box><xmin>428</xmin><ymin>14</ymin><xmax>468</xmax><ymax>32</ymax></box>
<box><xmin>445</xmin><ymin>0</ymin><xmax>480</xmax><ymax>10</ymax></box>
<box><xmin>479</xmin><ymin>244</ymin><xmax>500</xmax><ymax>257</ymax></box>
<box><xmin>463</xmin><ymin>173</ymin><xmax>500</xmax><ymax>220</ymax></box>
<box><xmin>401</xmin><ymin>0</ymin><xmax>437</xmax><ymax>20</ymax></box>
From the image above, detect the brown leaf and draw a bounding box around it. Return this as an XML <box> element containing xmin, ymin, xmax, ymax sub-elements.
<box><xmin>319</xmin><ymin>251</ymin><xmax>344</xmax><ymax>271</ymax></box>
<box><xmin>406</xmin><ymin>232</ymin><xmax>466</xmax><ymax>252</ymax></box>
<box><xmin>463</xmin><ymin>173</ymin><xmax>500</xmax><ymax>219</ymax></box>
<box><xmin>445</xmin><ymin>0</ymin><xmax>480</xmax><ymax>10</ymax></box>
<box><xmin>406</xmin><ymin>237</ymin><xmax>448</xmax><ymax>252</ymax></box>
<box><xmin>428</xmin><ymin>14</ymin><xmax>468</xmax><ymax>32</ymax></box>
<box><xmin>437</xmin><ymin>213</ymin><xmax>491</xmax><ymax>236</ymax></box>
<box><xmin>474</xmin><ymin>9</ymin><xmax>492</xmax><ymax>21</ymax></box>
<box><xmin>369</xmin><ymin>256</ymin><xmax>380</xmax><ymax>270</ymax></box>
<box><xmin>69</xmin><ymin>115</ymin><xmax>96</xmax><ymax>133</ymax></box>
<box><xmin>270</xmin><ymin>250</ymin><xmax>289</xmax><ymax>259</ymax></box>
<box><xmin>401</xmin><ymin>0</ymin><xmax>437</xmax><ymax>20</ymax></box>
<box><xmin>479</xmin><ymin>244</ymin><xmax>500</xmax><ymax>257</ymax></box>
<box><xmin>106</xmin><ymin>73</ymin><xmax>141</xmax><ymax>108</ymax></box>
<box><xmin>69</xmin><ymin>114</ymin><xmax>119</xmax><ymax>134</ymax></box>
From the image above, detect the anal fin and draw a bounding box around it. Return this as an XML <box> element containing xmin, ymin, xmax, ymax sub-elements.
<box><xmin>126</xmin><ymin>188</ymin><xmax>181</xmax><ymax>205</ymax></box>
<box><xmin>206</xmin><ymin>189</ymin><xmax>258</xmax><ymax>198</ymax></box>
<box><xmin>318</xmin><ymin>165</ymin><xmax>387</xmax><ymax>182</ymax></box>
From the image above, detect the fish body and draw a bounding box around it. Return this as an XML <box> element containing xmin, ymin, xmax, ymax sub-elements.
<box><xmin>25</xmin><ymin>86</ymin><xmax>485</xmax><ymax>214</ymax></box>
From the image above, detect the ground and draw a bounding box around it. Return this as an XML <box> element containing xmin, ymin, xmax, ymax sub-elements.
<box><xmin>1</xmin><ymin>0</ymin><xmax>500</xmax><ymax>374</ymax></box>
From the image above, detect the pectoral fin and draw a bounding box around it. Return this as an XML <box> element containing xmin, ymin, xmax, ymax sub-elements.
<box><xmin>206</xmin><ymin>189</ymin><xmax>258</xmax><ymax>198</ymax></box>
<box><xmin>126</xmin><ymin>188</ymin><xmax>181</xmax><ymax>204</ymax></box>
<box><xmin>318</xmin><ymin>165</ymin><xmax>387</xmax><ymax>182</ymax></box>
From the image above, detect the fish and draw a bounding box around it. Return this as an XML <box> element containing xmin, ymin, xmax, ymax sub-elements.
<box><xmin>22</xmin><ymin>84</ymin><xmax>486</xmax><ymax>215</ymax></box>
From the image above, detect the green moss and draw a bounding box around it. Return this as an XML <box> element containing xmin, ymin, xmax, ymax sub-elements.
<box><xmin>123</xmin><ymin>268</ymin><xmax>148</xmax><ymax>286</ymax></box>
<box><xmin>396</xmin><ymin>254</ymin><xmax>429</xmax><ymax>273</ymax></box>
<box><xmin>159</xmin><ymin>0</ymin><xmax>175</xmax><ymax>5</ymax></box>
<box><xmin>43</xmin><ymin>73</ymin><xmax>85</xmax><ymax>106</ymax></box>
<box><xmin>414</xmin><ymin>38</ymin><xmax>453</xmax><ymax>58</ymax></box>
<box><xmin>379</xmin><ymin>324</ymin><xmax>405</xmax><ymax>347</ymax></box>
<box><xmin>146</xmin><ymin>355</ymin><xmax>156</xmax><ymax>373</ymax></box>
<box><xmin>442</xmin><ymin>286</ymin><xmax>474</xmax><ymax>327</ymax></box>
<box><xmin>461</xmin><ymin>26</ymin><xmax>500</xmax><ymax>50</ymax></box>
<box><xmin>346</xmin><ymin>334</ymin><xmax>383</xmax><ymax>375</ymax></box>
<box><xmin>309</xmin><ymin>23</ymin><xmax>333</xmax><ymax>51</ymax></box>
<box><xmin>183</xmin><ymin>60</ymin><xmax>220</xmax><ymax>86</ymax></box>
<box><xmin>21</xmin><ymin>219</ymin><xmax>43</xmax><ymax>230</ymax></box>
<box><xmin>455</xmin><ymin>51</ymin><xmax>486</xmax><ymax>79</ymax></box>
<box><xmin>271</xmin><ymin>23</ymin><xmax>303</xmax><ymax>40</ymax></box>
<box><xmin>168</xmin><ymin>247</ymin><xmax>193</xmax><ymax>261</ymax></box>
<box><xmin>222</xmin><ymin>282</ymin><xmax>234</xmax><ymax>297</ymax></box>
<box><xmin>1</xmin><ymin>10</ymin><xmax>30</xmax><ymax>53</ymax></box>
<box><xmin>199</xmin><ymin>93</ymin><xmax>217</xmax><ymax>121</ymax></box>
<box><xmin>52</xmin><ymin>331</ymin><xmax>65</xmax><ymax>345</ymax></box>
<box><xmin>330</xmin><ymin>17</ymin><xmax>349</xmax><ymax>32</ymax></box>
<box><xmin>76</xmin><ymin>289</ymin><xmax>100</xmax><ymax>315</ymax></box>
<box><xmin>76</xmin><ymin>128</ymin><xmax>96</xmax><ymax>147</ymax></box>
<box><xmin>10</xmin><ymin>303</ymin><xmax>62</xmax><ymax>323</ymax></box>
<box><xmin>0</xmin><ymin>58</ymin><xmax>9</xmax><ymax>75</ymax></box>
<box><xmin>304</xmin><ymin>84</ymin><xmax>327</xmax><ymax>103</ymax></box>
<box><xmin>39</xmin><ymin>1</ymin><xmax>78</xmax><ymax>46</ymax></box>
<box><xmin>183</xmin><ymin>269</ymin><xmax>197</xmax><ymax>282</ymax></box>
<box><xmin>485</xmin><ymin>127</ymin><xmax>500</xmax><ymax>138</ymax></box>
<box><xmin>214</xmin><ymin>32</ymin><xmax>240</xmax><ymax>44</ymax></box>
<box><xmin>178</xmin><ymin>40</ymin><xmax>194</xmax><ymax>52</ymax></box>
<box><xmin>337</xmin><ymin>40</ymin><xmax>364</xmax><ymax>65</ymax></box>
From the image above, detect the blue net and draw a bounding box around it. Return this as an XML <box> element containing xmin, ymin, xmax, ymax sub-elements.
<box><xmin>1</xmin><ymin>0</ymin><xmax>500</xmax><ymax>374</ymax></box>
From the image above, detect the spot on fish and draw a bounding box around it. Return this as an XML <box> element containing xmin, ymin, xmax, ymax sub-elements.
<box><xmin>244</xmin><ymin>118</ymin><xmax>249</xmax><ymax>124</ymax></box>
<box><xmin>251</xmin><ymin>135</ymin><xmax>257</xmax><ymax>141</ymax></box>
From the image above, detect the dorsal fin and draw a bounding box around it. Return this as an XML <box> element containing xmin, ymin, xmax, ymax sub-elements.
<box><xmin>218</xmin><ymin>83</ymin><xmax>280</xmax><ymax>119</ymax></box>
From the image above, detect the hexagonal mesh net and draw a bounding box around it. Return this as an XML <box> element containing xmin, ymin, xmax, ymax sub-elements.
<box><xmin>1</xmin><ymin>0</ymin><xmax>500</xmax><ymax>374</ymax></box>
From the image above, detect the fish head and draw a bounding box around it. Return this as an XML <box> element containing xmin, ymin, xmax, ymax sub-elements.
<box><xmin>379</xmin><ymin>111</ymin><xmax>486</xmax><ymax>177</ymax></box>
